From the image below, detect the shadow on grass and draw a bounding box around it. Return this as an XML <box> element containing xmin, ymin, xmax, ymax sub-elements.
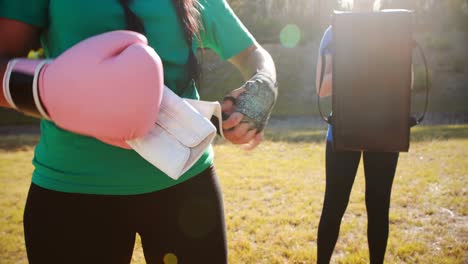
<box><xmin>410</xmin><ymin>125</ymin><xmax>468</xmax><ymax>142</ymax></box>
<box><xmin>0</xmin><ymin>108</ymin><xmax>39</xmax><ymax>126</ymax></box>
<box><xmin>262</xmin><ymin>124</ymin><xmax>468</xmax><ymax>143</ymax></box>
<box><xmin>0</xmin><ymin>135</ymin><xmax>39</xmax><ymax>151</ymax></box>
<box><xmin>0</xmin><ymin>125</ymin><xmax>466</xmax><ymax>151</ymax></box>
<box><xmin>264</xmin><ymin>126</ymin><xmax>326</xmax><ymax>143</ymax></box>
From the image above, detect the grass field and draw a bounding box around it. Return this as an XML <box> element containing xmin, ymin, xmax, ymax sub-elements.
<box><xmin>0</xmin><ymin>125</ymin><xmax>467</xmax><ymax>263</ymax></box>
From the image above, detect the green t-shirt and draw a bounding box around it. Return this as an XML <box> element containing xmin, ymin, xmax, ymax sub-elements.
<box><xmin>0</xmin><ymin>0</ymin><xmax>255</xmax><ymax>195</ymax></box>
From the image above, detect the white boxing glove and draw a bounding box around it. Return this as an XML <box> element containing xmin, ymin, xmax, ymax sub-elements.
<box><xmin>127</xmin><ymin>86</ymin><xmax>223</xmax><ymax>180</ymax></box>
<box><xmin>185</xmin><ymin>98</ymin><xmax>224</xmax><ymax>139</ymax></box>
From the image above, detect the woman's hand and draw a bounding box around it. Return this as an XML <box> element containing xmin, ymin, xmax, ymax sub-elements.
<box><xmin>221</xmin><ymin>87</ymin><xmax>263</xmax><ymax>150</ymax></box>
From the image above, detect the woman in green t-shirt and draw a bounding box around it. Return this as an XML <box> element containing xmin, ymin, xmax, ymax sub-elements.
<box><xmin>0</xmin><ymin>0</ymin><xmax>277</xmax><ymax>262</ymax></box>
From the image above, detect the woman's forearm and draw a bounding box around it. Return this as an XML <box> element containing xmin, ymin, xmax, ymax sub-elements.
<box><xmin>242</xmin><ymin>46</ymin><xmax>276</xmax><ymax>81</ymax></box>
<box><xmin>0</xmin><ymin>19</ymin><xmax>43</xmax><ymax>108</ymax></box>
<box><xmin>229</xmin><ymin>44</ymin><xmax>276</xmax><ymax>82</ymax></box>
<box><xmin>316</xmin><ymin>54</ymin><xmax>333</xmax><ymax>98</ymax></box>
<box><xmin>318</xmin><ymin>74</ymin><xmax>332</xmax><ymax>97</ymax></box>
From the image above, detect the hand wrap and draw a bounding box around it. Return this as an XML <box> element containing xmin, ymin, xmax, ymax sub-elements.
<box><xmin>232</xmin><ymin>71</ymin><xmax>277</xmax><ymax>132</ymax></box>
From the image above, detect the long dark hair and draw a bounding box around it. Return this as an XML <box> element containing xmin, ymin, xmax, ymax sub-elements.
<box><xmin>118</xmin><ymin>0</ymin><xmax>200</xmax><ymax>86</ymax></box>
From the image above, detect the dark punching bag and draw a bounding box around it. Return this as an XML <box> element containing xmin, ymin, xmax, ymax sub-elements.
<box><xmin>319</xmin><ymin>9</ymin><xmax>429</xmax><ymax>152</ymax></box>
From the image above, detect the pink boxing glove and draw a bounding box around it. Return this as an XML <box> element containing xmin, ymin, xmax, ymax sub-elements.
<box><xmin>3</xmin><ymin>31</ymin><xmax>164</xmax><ymax>149</ymax></box>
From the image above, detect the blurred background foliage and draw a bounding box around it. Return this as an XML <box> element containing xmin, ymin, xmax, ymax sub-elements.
<box><xmin>227</xmin><ymin>0</ymin><xmax>468</xmax><ymax>44</ymax></box>
<box><xmin>2</xmin><ymin>0</ymin><xmax>467</xmax><ymax>125</ymax></box>
<box><xmin>197</xmin><ymin>0</ymin><xmax>468</xmax><ymax>118</ymax></box>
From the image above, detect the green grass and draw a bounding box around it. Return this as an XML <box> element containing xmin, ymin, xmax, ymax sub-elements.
<box><xmin>0</xmin><ymin>125</ymin><xmax>467</xmax><ymax>263</ymax></box>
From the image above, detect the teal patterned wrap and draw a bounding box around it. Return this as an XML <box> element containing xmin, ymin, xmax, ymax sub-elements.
<box><xmin>233</xmin><ymin>71</ymin><xmax>278</xmax><ymax>132</ymax></box>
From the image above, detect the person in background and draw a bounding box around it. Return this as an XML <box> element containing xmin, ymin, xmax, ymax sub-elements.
<box><xmin>315</xmin><ymin>0</ymin><xmax>400</xmax><ymax>263</ymax></box>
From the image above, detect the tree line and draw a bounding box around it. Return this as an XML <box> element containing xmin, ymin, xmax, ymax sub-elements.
<box><xmin>227</xmin><ymin>0</ymin><xmax>468</xmax><ymax>44</ymax></box>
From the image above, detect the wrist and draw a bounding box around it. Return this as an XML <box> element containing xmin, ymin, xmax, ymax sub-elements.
<box><xmin>3</xmin><ymin>58</ymin><xmax>51</xmax><ymax>119</ymax></box>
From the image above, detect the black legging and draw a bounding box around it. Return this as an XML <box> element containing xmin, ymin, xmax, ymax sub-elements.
<box><xmin>317</xmin><ymin>141</ymin><xmax>399</xmax><ymax>264</ymax></box>
<box><xmin>23</xmin><ymin>166</ymin><xmax>227</xmax><ymax>264</ymax></box>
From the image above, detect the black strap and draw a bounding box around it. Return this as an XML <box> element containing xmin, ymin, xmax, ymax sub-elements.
<box><xmin>210</xmin><ymin>115</ymin><xmax>223</xmax><ymax>136</ymax></box>
<box><xmin>410</xmin><ymin>41</ymin><xmax>430</xmax><ymax>127</ymax></box>
<box><xmin>9</xmin><ymin>71</ymin><xmax>43</xmax><ymax>118</ymax></box>
<box><xmin>118</xmin><ymin>0</ymin><xmax>146</xmax><ymax>34</ymax></box>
